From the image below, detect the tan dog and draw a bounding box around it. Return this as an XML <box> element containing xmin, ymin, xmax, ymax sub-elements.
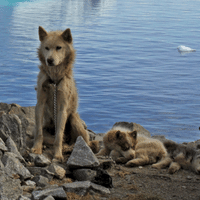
<box><xmin>31</xmin><ymin>26</ymin><xmax>98</xmax><ymax>161</ymax></box>
<box><xmin>97</xmin><ymin>123</ymin><xmax>171</xmax><ymax>168</ymax></box>
<box><xmin>96</xmin><ymin>126</ymin><xmax>136</xmax><ymax>161</ymax></box>
<box><xmin>125</xmin><ymin>134</ymin><xmax>171</xmax><ymax>168</ymax></box>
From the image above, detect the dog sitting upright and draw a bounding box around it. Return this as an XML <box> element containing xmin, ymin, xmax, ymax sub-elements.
<box><xmin>31</xmin><ymin>26</ymin><xmax>98</xmax><ymax>161</ymax></box>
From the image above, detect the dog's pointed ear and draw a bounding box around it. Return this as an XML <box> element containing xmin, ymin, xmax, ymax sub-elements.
<box><xmin>39</xmin><ymin>26</ymin><xmax>48</xmax><ymax>41</ymax></box>
<box><xmin>62</xmin><ymin>28</ymin><xmax>72</xmax><ymax>43</ymax></box>
<box><xmin>130</xmin><ymin>131</ymin><xmax>137</xmax><ymax>139</ymax></box>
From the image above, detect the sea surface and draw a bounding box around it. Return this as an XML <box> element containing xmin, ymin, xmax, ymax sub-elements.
<box><xmin>0</xmin><ymin>0</ymin><xmax>200</xmax><ymax>143</ymax></box>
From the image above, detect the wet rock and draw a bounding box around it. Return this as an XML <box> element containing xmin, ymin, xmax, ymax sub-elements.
<box><xmin>32</xmin><ymin>175</ymin><xmax>49</xmax><ymax>187</ymax></box>
<box><xmin>47</xmin><ymin>164</ymin><xmax>66</xmax><ymax>179</ymax></box>
<box><xmin>0</xmin><ymin>138</ymin><xmax>7</xmax><ymax>152</ymax></box>
<box><xmin>73</xmin><ymin>169</ymin><xmax>97</xmax><ymax>181</ymax></box>
<box><xmin>32</xmin><ymin>187</ymin><xmax>67</xmax><ymax>200</ymax></box>
<box><xmin>0</xmin><ymin>170</ymin><xmax>23</xmax><ymax>200</ymax></box>
<box><xmin>6</xmin><ymin>136</ymin><xmax>25</xmax><ymax>163</ymax></box>
<box><xmin>67</xmin><ymin>136</ymin><xmax>100</xmax><ymax>169</ymax></box>
<box><xmin>2</xmin><ymin>152</ymin><xmax>32</xmax><ymax>180</ymax></box>
<box><xmin>34</xmin><ymin>154</ymin><xmax>51</xmax><ymax>167</ymax></box>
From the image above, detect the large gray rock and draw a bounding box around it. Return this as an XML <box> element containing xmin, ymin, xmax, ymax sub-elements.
<box><xmin>2</xmin><ymin>152</ymin><xmax>32</xmax><ymax>180</ymax></box>
<box><xmin>0</xmin><ymin>170</ymin><xmax>23</xmax><ymax>200</ymax></box>
<box><xmin>0</xmin><ymin>113</ymin><xmax>27</xmax><ymax>154</ymax></box>
<box><xmin>67</xmin><ymin>136</ymin><xmax>100</xmax><ymax>169</ymax></box>
<box><xmin>6</xmin><ymin>136</ymin><xmax>25</xmax><ymax>163</ymax></box>
<box><xmin>32</xmin><ymin>187</ymin><xmax>67</xmax><ymax>200</ymax></box>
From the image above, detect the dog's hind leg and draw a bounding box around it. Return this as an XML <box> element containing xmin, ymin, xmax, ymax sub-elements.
<box><xmin>69</xmin><ymin>113</ymin><xmax>99</xmax><ymax>153</ymax></box>
<box><xmin>168</xmin><ymin>162</ymin><xmax>181</xmax><ymax>174</ymax></box>
<box><xmin>152</xmin><ymin>156</ymin><xmax>172</xmax><ymax>169</ymax></box>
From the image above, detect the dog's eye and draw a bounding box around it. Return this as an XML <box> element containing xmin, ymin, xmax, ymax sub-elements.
<box><xmin>56</xmin><ymin>46</ymin><xmax>62</xmax><ymax>50</ymax></box>
<box><xmin>45</xmin><ymin>47</ymin><xmax>49</xmax><ymax>51</ymax></box>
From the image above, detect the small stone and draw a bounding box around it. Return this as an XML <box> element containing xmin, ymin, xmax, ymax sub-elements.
<box><xmin>139</xmin><ymin>166</ymin><xmax>143</xmax><ymax>169</ymax></box>
<box><xmin>90</xmin><ymin>182</ymin><xmax>110</xmax><ymax>195</ymax></box>
<box><xmin>67</xmin><ymin>136</ymin><xmax>100</xmax><ymax>169</ymax></box>
<box><xmin>32</xmin><ymin>175</ymin><xmax>49</xmax><ymax>187</ymax></box>
<box><xmin>32</xmin><ymin>187</ymin><xmax>67</xmax><ymax>200</ymax></box>
<box><xmin>62</xmin><ymin>181</ymin><xmax>91</xmax><ymax>196</ymax></box>
<box><xmin>28</xmin><ymin>153</ymin><xmax>38</xmax><ymax>162</ymax></box>
<box><xmin>47</xmin><ymin>164</ymin><xmax>66</xmax><ymax>179</ymax></box>
<box><xmin>25</xmin><ymin>180</ymin><xmax>36</xmax><ymax>187</ymax></box>
<box><xmin>43</xmin><ymin>196</ymin><xmax>55</xmax><ymax>200</ymax></box>
<box><xmin>27</xmin><ymin>166</ymin><xmax>54</xmax><ymax>181</ymax></box>
<box><xmin>17</xmin><ymin>195</ymin><xmax>31</xmax><ymax>200</ymax></box>
<box><xmin>186</xmin><ymin>176</ymin><xmax>192</xmax><ymax>180</ymax></box>
<box><xmin>0</xmin><ymin>138</ymin><xmax>8</xmax><ymax>152</ymax></box>
<box><xmin>22</xmin><ymin>185</ymin><xmax>35</xmax><ymax>193</ymax></box>
<box><xmin>73</xmin><ymin>169</ymin><xmax>97</xmax><ymax>181</ymax></box>
<box><xmin>34</xmin><ymin>154</ymin><xmax>51</xmax><ymax>167</ymax></box>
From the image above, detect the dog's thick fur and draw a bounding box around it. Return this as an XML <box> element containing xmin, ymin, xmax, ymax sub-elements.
<box><xmin>97</xmin><ymin>123</ymin><xmax>171</xmax><ymax>168</ymax></box>
<box><xmin>31</xmin><ymin>26</ymin><xmax>98</xmax><ymax>161</ymax></box>
<box><xmin>161</xmin><ymin>140</ymin><xmax>200</xmax><ymax>174</ymax></box>
<box><xmin>96</xmin><ymin>126</ymin><xmax>136</xmax><ymax>161</ymax></box>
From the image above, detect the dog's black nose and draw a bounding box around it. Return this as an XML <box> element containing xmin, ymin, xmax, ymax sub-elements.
<box><xmin>47</xmin><ymin>58</ymin><xmax>54</xmax><ymax>66</ymax></box>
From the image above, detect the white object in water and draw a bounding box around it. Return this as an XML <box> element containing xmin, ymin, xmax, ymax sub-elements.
<box><xmin>177</xmin><ymin>45</ymin><xmax>196</xmax><ymax>52</ymax></box>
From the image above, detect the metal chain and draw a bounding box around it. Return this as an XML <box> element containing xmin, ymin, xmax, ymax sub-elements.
<box><xmin>53</xmin><ymin>84</ymin><xmax>57</xmax><ymax>135</ymax></box>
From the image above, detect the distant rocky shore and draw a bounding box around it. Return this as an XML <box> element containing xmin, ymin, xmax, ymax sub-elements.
<box><xmin>0</xmin><ymin>102</ymin><xmax>199</xmax><ymax>200</ymax></box>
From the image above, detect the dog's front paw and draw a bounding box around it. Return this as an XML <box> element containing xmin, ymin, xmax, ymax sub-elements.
<box><xmin>125</xmin><ymin>160</ymin><xmax>136</xmax><ymax>167</ymax></box>
<box><xmin>31</xmin><ymin>147</ymin><xmax>42</xmax><ymax>154</ymax></box>
<box><xmin>53</xmin><ymin>155</ymin><xmax>64</xmax><ymax>163</ymax></box>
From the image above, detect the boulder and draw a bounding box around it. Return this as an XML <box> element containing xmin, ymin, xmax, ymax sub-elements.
<box><xmin>2</xmin><ymin>152</ymin><xmax>32</xmax><ymax>180</ymax></box>
<box><xmin>67</xmin><ymin>136</ymin><xmax>100</xmax><ymax>169</ymax></box>
<box><xmin>6</xmin><ymin>136</ymin><xmax>25</xmax><ymax>163</ymax></box>
<box><xmin>0</xmin><ymin>170</ymin><xmax>23</xmax><ymax>199</ymax></box>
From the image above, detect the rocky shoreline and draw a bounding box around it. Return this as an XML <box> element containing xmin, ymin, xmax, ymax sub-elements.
<box><xmin>0</xmin><ymin>102</ymin><xmax>199</xmax><ymax>200</ymax></box>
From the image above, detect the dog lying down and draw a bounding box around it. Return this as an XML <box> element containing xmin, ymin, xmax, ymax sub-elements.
<box><xmin>96</xmin><ymin>122</ymin><xmax>200</xmax><ymax>174</ymax></box>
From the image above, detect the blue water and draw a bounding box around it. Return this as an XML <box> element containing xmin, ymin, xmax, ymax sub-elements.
<box><xmin>1</xmin><ymin>0</ymin><xmax>200</xmax><ymax>143</ymax></box>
